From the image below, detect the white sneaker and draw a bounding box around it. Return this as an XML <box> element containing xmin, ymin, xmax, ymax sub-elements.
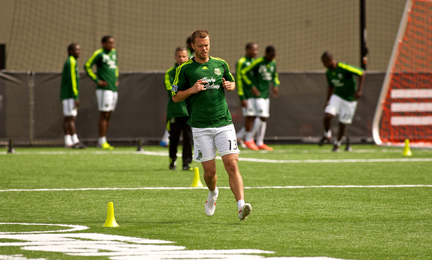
<box><xmin>239</xmin><ymin>203</ymin><xmax>252</xmax><ymax>221</ymax></box>
<box><xmin>205</xmin><ymin>192</ymin><xmax>218</xmax><ymax>216</ymax></box>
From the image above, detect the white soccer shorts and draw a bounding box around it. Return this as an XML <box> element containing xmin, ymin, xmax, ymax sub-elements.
<box><xmin>96</xmin><ymin>89</ymin><xmax>118</xmax><ymax>112</ymax></box>
<box><xmin>243</xmin><ymin>98</ymin><xmax>270</xmax><ymax>117</ymax></box>
<box><xmin>192</xmin><ymin>124</ymin><xmax>240</xmax><ymax>162</ymax></box>
<box><xmin>62</xmin><ymin>98</ymin><xmax>77</xmax><ymax>117</ymax></box>
<box><xmin>324</xmin><ymin>94</ymin><xmax>358</xmax><ymax>124</ymax></box>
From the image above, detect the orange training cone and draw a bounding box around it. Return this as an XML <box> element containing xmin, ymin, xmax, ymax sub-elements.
<box><xmin>402</xmin><ymin>139</ymin><xmax>412</xmax><ymax>156</ymax></box>
<box><xmin>103</xmin><ymin>202</ymin><xmax>119</xmax><ymax>227</ymax></box>
<box><xmin>190</xmin><ymin>167</ymin><xmax>204</xmax><ymax>187</ymax></box>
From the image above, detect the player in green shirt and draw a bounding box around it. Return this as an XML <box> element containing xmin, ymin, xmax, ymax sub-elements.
<box><xmin>60</xmin><ymin>43</ymin><xmax>85</xmax><ymax>149</ymax></box>
<box><xmin>84</xmin><ymin>36</ymin><xmax>119</xmax><ymax>150</ymax></box>
<box><xmin>235</xmin><ymin>43</ymin><xmax>258</xmax><ymax>149</ymax></box>
<box><xmin>186</xmin><ymin>36</ymin><xmax>195</xmax><ymax>59</ymax></box>
<box><xmin>241</xmin><ymin>46</ymin><xmax>280</xmax><ymax>151</ymax></box>
<box><xmin>319</xmin><ymin>51</ymin><xmax>365</xmax><ymax>152</ymax></box>
<box><xmin>165</xmin><ymin>47</ymin><xmax>193</xmax><ymax>171</ymax></box>
<box><xmin>172</xmin><ymin>30</ymin><xmax>252</xmax><ymax>221</ymax></box>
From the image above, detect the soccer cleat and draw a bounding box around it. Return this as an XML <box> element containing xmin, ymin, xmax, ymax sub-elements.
<box><xmin>97</xmin><ymin>142</ymin><xmax>114</xmax><ymax>150</ymax></box>
<box><xmin>332</xmin><ymin>144</ymin><xmax>340</xmax><ymax>152</ymax></box>
<box><xmin>182</xmin><ymin>165</ymin><xmax>193</xmax><ymax>171</ymax></box>
<box><xmin>318</xmin><ymin>136</ymin><xmax>330</xmax><ymax>146</ymax></box>
<box><xmin>169</xmin><ymin>161</ymin><xmax>176</xmax><ymax>170</ymax></box>
<box><xmin>205</xmin><ymin>192</ymin><xmax>218</xmax><ymax>216</ymax></box>
<box><xmin>64</xmin><ymin>145</ymin><xmax>73</xmax><ymax>149</ymax></box>
<box><xmin>244</xmin><ymin>140</ymin><xmax>259</xmax><ymax>151</ymax></box>
<box><xmin>72</xmin><ymin>142</ymin><xmax>86</xmax><ymax>149</ymax></box>
<box><xmin>258</xmin><ymin>144</ymin><xmax>273</xmax><ymax>151</ymax></box>
<box><xmin>239</xmin><ymin>203</ymin><xmax>252</xmax><ymax>221</ymax></box>
<box><xmin>345</xmin><ymin>145</ymin><xmax>353</xmax><ymax>152</ymax></box>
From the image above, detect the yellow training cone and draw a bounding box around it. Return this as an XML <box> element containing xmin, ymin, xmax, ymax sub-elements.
<box><xmin>103</xmin><ymin>202</ymin><xmax>119</xmax><ymax>227</ymax></box>
<box><xmin>191</xmin><ymin>167</ymin><xmax>204</xmax><ymax>187</ymax></box>
<box><xmin>402</xmin><ymin>139</ymin><xmax>412</xmax><ymax>156</ymax></box>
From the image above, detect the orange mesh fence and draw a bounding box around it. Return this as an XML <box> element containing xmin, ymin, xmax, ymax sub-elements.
<box><xmin>379</xmin><ymin>0</ymin><xmax>432</xmax><ymax>146</ymax></box>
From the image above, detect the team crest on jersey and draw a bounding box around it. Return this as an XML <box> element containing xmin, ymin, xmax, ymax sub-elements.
<box><xmin>214</xmin><ymin>68</ymin><xmax>221</xmax><ymax>76</ymax></box>
<box><xmin>172</xmin><ymin>85</ymin><xmax>178</xmax><ymax>93</ymax></box>
<box><xmin>338</xmin><ymin>73</ymin><xmax>343</xmax><ymax>79</ymax></box>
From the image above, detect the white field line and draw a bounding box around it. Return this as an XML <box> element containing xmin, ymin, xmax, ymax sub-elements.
<box><xmin>1</xmin><ymin>148</ymin><xmax>427</xmax><ymax>156</ymax></box>
<box><xmin>0</xmin><ymin>185</ymin><xmax>431</xmax><ymax>192</ymax></box>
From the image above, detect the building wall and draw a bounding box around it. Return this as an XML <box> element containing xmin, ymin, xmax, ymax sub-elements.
<box><xmin>0</xmin><ymin>0</ymin><xmax>406</xmax><ymax>72</ymax></box>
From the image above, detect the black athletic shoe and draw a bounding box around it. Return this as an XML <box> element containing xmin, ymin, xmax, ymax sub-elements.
<box><xmin>183</xmin><ymin>165</ymin><xmax>193</xmax><ymax>171</ymax></box>
<box><xmin>332</xmin><ymin>144</ymin><xmax>340</xmax><ymax>152</ymax></box>
<box><xmin>73</xmin><ymin>142</ymin><xmax>86</xmax><ymax>149</ymax></box>
<box><xmin>169</xmin><ymin>162</ymin><xmax>176</xmax><ymax>170</ymax></box>
<box><xmin>318</xmin><ymin>136</ymin><xmax>330</xmax><ymax>146</ymax></box>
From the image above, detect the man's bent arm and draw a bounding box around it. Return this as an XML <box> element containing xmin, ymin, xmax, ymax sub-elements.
<box><xmin>172</xmin><ymin>88</ymin><xmax>194</xmax><ymax>103</ymax></box>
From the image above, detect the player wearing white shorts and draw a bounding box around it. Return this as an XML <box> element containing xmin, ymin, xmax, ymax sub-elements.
<box><xmin>235</xmin><ymin>43</ymin><xmax>258</xmax><ymax>148</ymax></box>
<box><xmin>84</xmin><ymin>36</ymin><xmax>119</xmax><ymax>149</ymax></box>
<box><xmin>60</xmin><ymin>43</ymin><xmax>85</xmax><ymax>149</ymax></box>
<box><xmin>172</xmin><ymin>30</ymin><xmax>252</xmax><ymax>221</ymax></box>
<box><xmin>241</xmin><ymin>46</ymin><xmax>280</xmax><ymax>151</ymax></box>
<box><xmin>320</xmin><ymin>51</ymin><xmax>365</xmax><ymax>152</ymax></box>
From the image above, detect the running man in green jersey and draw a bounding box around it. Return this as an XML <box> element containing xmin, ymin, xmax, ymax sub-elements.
<box><xmin>241</xmin><ymin>46</ymin><xmax>280</xmax><ymax>151</ymax></box>
<box><xmin>60</xmin><ymin>43</ymin><xmax>85</xmax><ymax>149</ymax></box>
<box><xmin>319</xmin><ymin>51</ymin><xmax>365</xmax><ymax>152</ymax></box>
<box><xmin>84</xmin><ymin>36</ymin><xmax>119</xmax><ymax>150</ymax></box>
<box><xmin>165</xmin><ymin>47</ymin><xmax>193</xmax><ymax>171</ymax></box>
<box><xmin>235</xmin><ymin>43</ymin><xmax>259</xmax><ymax>149</ymax></box>
<box><xmin>172</xmin><ymin>30</ymin><xmax>252</xmax><ymax>221</ymax></box>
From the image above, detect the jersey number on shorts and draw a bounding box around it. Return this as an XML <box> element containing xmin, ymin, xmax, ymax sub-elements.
<box><xmin>228</xmin><ymin>140</ymin><xmax>238</xmax><ymax>150</ymax></box>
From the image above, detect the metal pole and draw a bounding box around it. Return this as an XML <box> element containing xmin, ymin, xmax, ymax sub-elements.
<box><xmin>360</xmin><ymin>0</ymin><xmax>368</xmax><ymax>70</ymax></box>
<box><xmin>28</xmin><ymin>71</ymin><xmax>35</xmax><ymax>146</ymax></box>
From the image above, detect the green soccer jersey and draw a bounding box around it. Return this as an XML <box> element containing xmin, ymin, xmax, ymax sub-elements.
<box><xmin>165</xmin><ymin>64</ymin><xmax>189</xmax><ymax>119</ymax></box>
<box><xmin>60</xmin><ymin>56</ymin><xmax>80</xmax><ymax>101</ymax></box>
<box><xmin>241</xmin><ymin>56</ymin><xmax>280</xmax><ymax>99</ymax></box>
<box><xmin>84</xmin><ymin>48</ymin><xmax>119</xmax><ymax>92</ymax></box>
<box><xmin>172</xmin><ymin>57</ymin><xmax>235</xmax><ymax>128</ymax></box>
<box><xmin>235</xmin><ymin>56</ymin><xmax>255</xmax><ymax>101</ymax></box>
<box><xmin>326</xmin><ymin>62</ymin><xmax>364</xmax><ymax>102</ymax></box>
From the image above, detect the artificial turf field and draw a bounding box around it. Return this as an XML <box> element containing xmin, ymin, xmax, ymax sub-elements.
<box><xmin>0</xmin><ymin>144</ymin><xmax>431</xmax><ymax>260</ymax></box>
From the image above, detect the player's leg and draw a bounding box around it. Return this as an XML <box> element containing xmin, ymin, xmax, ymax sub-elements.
<box><xmin>63</xmin><ymin>116</ymin><xmax>73</xmax><ymax>148</ymax></box>
<box><xmin>191</xmin><ymin>127</ymin><xmax>218</xmax><ymax>216</ymax></box>
<box><xmin>181</xmin><ymin>117</ymin><xmax>193</xmax><ymax>170</ymax></box>
<box><xmin>333</xmin><ymin>99</ymin><xmax>357</xmax><ymax>152</ymax></box>
<box><xmin>215</xmin><ymin>124</ymin><xmax>252</xmax><ymax>220</ymax></box>
<box><xmin>168</xmin><ymin>118</ymin><xmax>181</xmax><ymax>170</ymax></box>
<box><xmin>62</xmin><ymin>99</ymin><xmax>77</xmax><ymax>148</ymax></box>
<box><xmin>320</xmin><ymin>95</ymin><xmax>338</xmax><ymax>146</ymax></box>
<box><xmin>236</xmin><ymin>102</ymin><xmax>249</xmax><ymax>148</ymax></box>
<box><xmin>243</xmin><ymin>98</ymin><xmax>260</xmax><ymax>150</ymax></box>
<box><xmin>96</xmin><ymin>89</ymin><xmax>114</xmax><ymax>149</ymax></box>
<box><xmin>255</xmin><ymin>98</ymin><xmax>272</xmax><ymax>151</ymax></box>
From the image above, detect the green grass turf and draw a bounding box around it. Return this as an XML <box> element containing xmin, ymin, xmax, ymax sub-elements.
<box><xmin>0</xmin><ymin>144</ymin><xmax>431</xmax><ymax>259</ymax></box>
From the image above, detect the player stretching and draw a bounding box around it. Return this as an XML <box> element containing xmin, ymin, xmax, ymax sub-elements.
<box><xmin>241</xmin><ymin>46</ymin><xmax>280</xmax><ymax>151</ymax></box>
<box><xmin>165</xmin><ymin>47</ymin><xmax>193</xmax><ymax>171</ymax></box>
<box><xmin>84</xmin><ymin>36</ymin><xmax>119</xmax><ymax>149</ymax></box>
<box><xmin>235</xmin><ymin>43</ymin><xmax>259</xmax><ymax>149</ymax></box>
<box><xmin>319</xmin><ymin>51</ymin><xmax>365</xmax><ymax>152</ymax></box>
<box><xmin>172</xmin><ymin>30</ymin><xmax>252</xmax><ymax>221</ymax></box>
<box><xmin>60</xmin><ymin>43</ymin><xmax>85</xmax><ymax>149</ymax></box>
